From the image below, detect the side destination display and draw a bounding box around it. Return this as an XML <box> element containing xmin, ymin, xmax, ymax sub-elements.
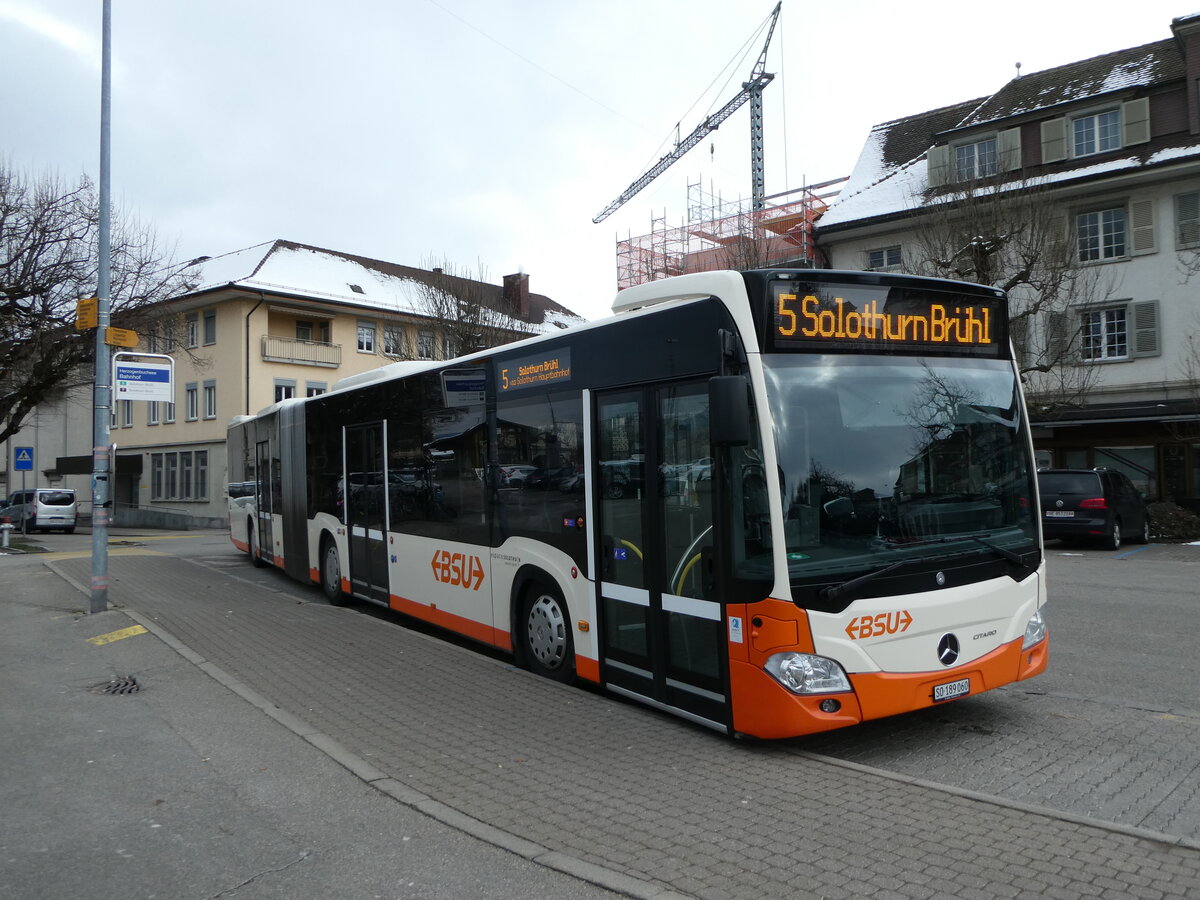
<box><xmin>498</xmin><ymin>348</ymin><xmax>572</xmax><ymax>392</ymax></box>
<box><xmin>770</xmin><ymin>280</ymin><xmax>1007</xmax><ymax>358</ymax></box>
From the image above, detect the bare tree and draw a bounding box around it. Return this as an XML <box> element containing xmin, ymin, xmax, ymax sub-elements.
<box><xmin>0</xmin><ymin>162</ymin><xmax>195</xmax><ymax>444</ymax></box>
<box><xmin>905</xmin><ymin>177</ymin><xmax>1117</xmax><ymax>409</ymax></box>
<box><xmin>409</xmin><ymin>257</ymin><xmax>534</xmax><ymax>358</ymax></box>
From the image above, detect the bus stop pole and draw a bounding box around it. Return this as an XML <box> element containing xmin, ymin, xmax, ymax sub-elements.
<box><xmin>90</xmin><ymin>0</ymin><xmax>112</xmax><ymax>614</ymax></box>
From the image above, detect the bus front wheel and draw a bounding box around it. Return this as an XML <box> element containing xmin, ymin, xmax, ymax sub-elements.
<box><xmin>521</xmin><ymin>583</ymin><xmax>575</xmax><ymax>683</ymax></box>
<box><xmin>321</xmin><ymin>537</ymin><xmax>349</xmax><ymax>606</ymax></box>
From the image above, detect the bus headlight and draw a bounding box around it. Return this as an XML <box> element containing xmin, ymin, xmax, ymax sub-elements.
<box><xmin>764</xmin><ymin>652</ymin><xmax>851</xmax><ymax>694</ymax></box>
<box><xmin>1022</xmin><ymin>609</ymin><xmax>1046</xmax><ymax>649</ymax></box>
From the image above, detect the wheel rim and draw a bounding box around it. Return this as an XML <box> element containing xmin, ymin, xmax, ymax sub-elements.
<box><xmin>1112</xmin><ymin>523</ymin><xmax>1121</xmax><ymax>549</ymax></box>
<box><xmin>527</xmin><ymin>594</ymin><xmax>567</xmax><ymax>669</ymax></box>
<box><xmin>324</xmin><ymin>544</ymin><xmax>340</xmax><ymax>594</ymax></box>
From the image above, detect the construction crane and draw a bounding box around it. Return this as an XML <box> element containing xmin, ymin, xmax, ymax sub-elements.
<box><xmin>592</xmin><ymin>2</ymin><xmax>782</xmax><ymax>224</ymax></box>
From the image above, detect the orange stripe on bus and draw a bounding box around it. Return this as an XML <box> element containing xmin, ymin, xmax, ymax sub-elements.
<box><xmin>389</xmin><ymin>593</ymin><xmax>507</xmax><ymax>648</ymax></box>
<box><xmin>575</xmin><ymin>655</ymin><xmax>600</xmax><ymax>683</ymax></box>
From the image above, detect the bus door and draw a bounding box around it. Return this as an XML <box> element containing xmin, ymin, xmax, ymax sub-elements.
<box><xmin>344</xmin><ymin>422</ymin><xmax>389</xmax><ymax>602</ymax></box>
<box><xmin>595</xmin><ymin>383</ymin><xmax>728</xmax><ymax>730</ymax></box>
<box><xmin>254</xmin><ymin>440</ymin><xmax>274</xmax><ymax>562</ymax></box>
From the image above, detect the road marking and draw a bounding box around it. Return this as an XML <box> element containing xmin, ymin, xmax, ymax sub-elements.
<box><xmin>86</xmin><ymin>625</ymin><xmax>148</xmax><ymax>645</ymax></box>
<box><xmin>39</xmin><ymin>548</ymin><xmax>168</xmax><ymax>561</ymax></box>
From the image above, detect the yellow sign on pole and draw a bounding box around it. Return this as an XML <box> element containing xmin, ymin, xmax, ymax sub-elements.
<box><xmin>105</xmin><ymin>327</ymin><xmax>139</xmax><ymax>348</ymax></box>
<box><xmin>76</xmin><ymin>296</ymin><xmax>98</xmax><ymax>330</ymax></box>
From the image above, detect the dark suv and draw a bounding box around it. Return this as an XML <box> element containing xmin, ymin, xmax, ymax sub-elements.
<box><xmin>1036</xmin><ymin>468</ymin><xmax>1150</xmax><ymax>550</ymax></box>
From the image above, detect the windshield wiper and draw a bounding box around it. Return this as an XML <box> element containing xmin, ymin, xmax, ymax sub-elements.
<box><xmin>820</xmin><ymin>560</ymin><xmax>907</xmax><ymax>603</ymax></box>
<box><xmin>969</xmin><ymin>534</ymin><xmax>1027</xmax><ymax>567</ymax></box>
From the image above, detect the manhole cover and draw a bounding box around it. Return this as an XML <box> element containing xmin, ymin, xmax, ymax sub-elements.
<box><xmin>90</xmin><ymin>676</ymin><xmax>141</xmax><ymax>695</ymax></box>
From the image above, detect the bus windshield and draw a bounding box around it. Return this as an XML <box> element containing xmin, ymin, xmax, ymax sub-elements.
<box><xmin>757</xmin><ymin>353</ymin><xmax>1039</xmax><ymax>585</ymax></box>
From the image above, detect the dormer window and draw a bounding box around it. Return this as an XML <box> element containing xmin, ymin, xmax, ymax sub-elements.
<box><xmin>954</xmin><ymin>137</ymin><xmax>997</xmax><ymax>180</ymax></box>
<box><xmin>1072</xmin><ymin>108</ymin><xmax>1121</xmax><ymax>157</ymax></box>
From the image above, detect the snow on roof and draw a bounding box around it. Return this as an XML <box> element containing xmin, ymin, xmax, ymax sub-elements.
<box><xmin>181</xmin><ymin>240</ymin><xmax>585</xmax><ymax>333</ymax></box>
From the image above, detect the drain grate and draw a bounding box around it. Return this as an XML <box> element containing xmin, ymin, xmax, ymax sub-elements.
<box><xmin>90</xmin><ymin>676</ymin><xmax>141</xmax><ymax>695</ymax></box>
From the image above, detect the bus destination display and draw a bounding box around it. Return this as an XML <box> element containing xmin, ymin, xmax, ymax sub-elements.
<box><xmin>772</xmin><ymin>282</ymin><xmax>1006</xmax><ymax>357</ymax></box>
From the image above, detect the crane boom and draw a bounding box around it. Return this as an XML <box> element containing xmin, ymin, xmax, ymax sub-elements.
<box><xmin>593</xmin><ymin>2</ymin><xmax>782</xmax><ymax>225</ymax></box>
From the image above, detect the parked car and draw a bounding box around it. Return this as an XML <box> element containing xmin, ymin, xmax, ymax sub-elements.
<box><xmin>499</xmin><ymin>464</ymin><xmax>537</xmax><ymax>486</ymax></box>
<box><xmin>1037</xmin><ymin>468</ymin><xmax>1149</xmax><ymax>550</ymax></box>
<box><xmin>1</xmin><ymin>488</ymin><xmax>78</xmax><ymax>534</ymax></box>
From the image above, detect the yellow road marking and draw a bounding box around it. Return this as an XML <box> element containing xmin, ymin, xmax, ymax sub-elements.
<box><xmin>39</xmin><ymin>548</ymin><xmax>168</xmax><ymax>561</ymax></box>
<box><xmin>86</xmin><ymin>625</ymin><xmax>148</xmax><ymax>645</ymax></box>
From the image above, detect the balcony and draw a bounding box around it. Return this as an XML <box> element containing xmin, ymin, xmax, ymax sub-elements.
<box><xmin>261</xmin><ymin>334</ymin><xmax>341</xmax><ymax>368</ymax></box>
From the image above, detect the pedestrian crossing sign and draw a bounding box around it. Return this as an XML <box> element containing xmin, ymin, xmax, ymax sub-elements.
<box><xmin>14</xmin><ymin>447</ymin><xmax>34</xmax><ymax>471</ymax></box>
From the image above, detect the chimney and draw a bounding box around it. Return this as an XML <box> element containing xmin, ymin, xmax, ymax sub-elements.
<box><xmin>1172</xmin><ymin>13</ymin><xmax>1200</xmax><ymax>134</ymax></box>
<box><xmin>503</xmin><ymin>272</ymin><xmax>530</xmax><ymax>318</ymax></box>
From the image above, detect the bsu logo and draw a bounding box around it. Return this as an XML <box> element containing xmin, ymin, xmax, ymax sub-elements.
<box><xmin>431</xmin><ymin>550</ymin><xmax>485</xmax><ymax>590</ymax></box>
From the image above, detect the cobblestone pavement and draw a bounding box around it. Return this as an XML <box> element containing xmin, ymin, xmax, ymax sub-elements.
<box><xmin>56</xmin><ymin>554</ymin><xmax>1200</xmax><ymax>899</ymax></box>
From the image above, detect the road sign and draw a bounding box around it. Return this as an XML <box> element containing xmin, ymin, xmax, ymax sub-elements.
<box><xmin>105</xmin><ymin>327</ymin><xmax>139</xmax><ymax>348</ymax></box>
<box><xmin>76</xmin><ymin>296</ymin><xmax>98</xmax><ymax>330</ymax></box>
<box><xmin>113</xmin><ymin>360</ymin><xmax>173</xmax><ymax>401</ymax></box>
<box><xmin>13</xmin><ymin>447</ymin><xmax>34</xmax><ymax>471</ymax></box>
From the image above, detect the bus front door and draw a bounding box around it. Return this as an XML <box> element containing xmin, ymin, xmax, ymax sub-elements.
<box><xmin>345</xmin><ymin>422</ymin><xmax>389</xmax><ymax>603</ymax></box>
<box><xmin>595</xmin><ymin>384</ymin><xmax>728</xmax><ymax>731</ymax></box>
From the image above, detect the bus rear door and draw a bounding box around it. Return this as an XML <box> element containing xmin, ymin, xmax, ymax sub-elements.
<box><xmin>344</xmin><ymin>421</ymin><xmax>389</xmax><ymax>603</ymax></box>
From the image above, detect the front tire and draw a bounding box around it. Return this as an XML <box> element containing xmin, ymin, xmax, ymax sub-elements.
<box><xmin>522</xmin><ymin>583</ymin><xmax>575</xmax><ymax>683</ymax></box>
<box><xmin>320</xmin><ymin>536</ymin><xmax>349</xmax><ymax>606</ymax></box>
<box><xmin>1135</xmin><ymin>516</ymin><xmax>1150</xmax><ymax>544</ymax></box>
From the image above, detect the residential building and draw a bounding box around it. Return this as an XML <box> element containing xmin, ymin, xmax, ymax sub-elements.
<box><xmin>816</xmin><ymin>13</ymin><xmax>1200</xmax><ymax>512</ymax></box>
<box><xmin>1</xmin><ymin>240</ymin><xmax>582</xmax><ymax>527</ymax></box>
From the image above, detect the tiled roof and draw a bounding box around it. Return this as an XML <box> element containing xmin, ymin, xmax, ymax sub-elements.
<box><xmin>954</xmin><ymin>39</ymin><xmax>1182</xmax><ymax>129</ymax></box>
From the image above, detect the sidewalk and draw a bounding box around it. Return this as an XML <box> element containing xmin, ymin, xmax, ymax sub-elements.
<box><xmin>5</xmin><ymin>549</ymin><xmax>1200</xmax><ymax>899</ymax></box>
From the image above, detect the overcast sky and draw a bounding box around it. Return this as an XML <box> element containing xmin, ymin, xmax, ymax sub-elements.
<box><xmin>1</xmin><ymin>1</ymin><xmax>1192</xmax><ymax>320</ymax></box>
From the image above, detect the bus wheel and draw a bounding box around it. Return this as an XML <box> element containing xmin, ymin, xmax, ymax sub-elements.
<box><xmin>248</xmin><ymin>518</ymin><xmax>266</xmax><ymax>568</ymax></box>
<box><xmin>522</xmin><ymin>583</ymin><xmax>574</xmax><ymax>683</ymax></box>
<box><xmin>321</xmin><ymin>537</ymin><xmax>349</xmax><ymax>606</ymax></box>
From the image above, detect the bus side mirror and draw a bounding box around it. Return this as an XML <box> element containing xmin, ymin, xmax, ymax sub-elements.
<box><xmin>710</xmin><ymin>375</ymin><xmax>750</xmax><ymax>446</ymax></box>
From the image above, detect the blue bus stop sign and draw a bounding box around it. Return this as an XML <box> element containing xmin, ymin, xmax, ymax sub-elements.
<box><xmin>13</xmin><ymin>447</ymin><xmax>34</xmax><ymax>471</ymax></box>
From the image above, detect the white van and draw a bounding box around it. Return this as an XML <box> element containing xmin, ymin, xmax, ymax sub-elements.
<box><xmin>1</xmin><ymin>489</ymin><xmax>78</xmax><ymax>534</ymax></box>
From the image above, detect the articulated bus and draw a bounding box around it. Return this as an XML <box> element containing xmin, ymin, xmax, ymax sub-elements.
<box><xmin>228</xmin><ymin>269</ymin><xmax>1048</xmax><ymax>739</ymax></box>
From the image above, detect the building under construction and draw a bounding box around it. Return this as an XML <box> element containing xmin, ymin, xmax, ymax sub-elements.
<box><xmin>614</xmin><ymin>178</ymin><xmax>845</xmax><ymax>291</ymax></box>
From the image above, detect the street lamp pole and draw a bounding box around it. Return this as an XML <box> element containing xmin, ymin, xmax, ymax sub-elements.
<box><xmin>90</xmin><ymin>0</ymin><xmax>112</xmax><ymax>613</ymax></box>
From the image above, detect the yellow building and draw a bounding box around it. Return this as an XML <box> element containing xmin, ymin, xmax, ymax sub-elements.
<box><xmin>2</xmin><ymin>240</ymin><xmax>582</xmax><ymax>528</ymax></box>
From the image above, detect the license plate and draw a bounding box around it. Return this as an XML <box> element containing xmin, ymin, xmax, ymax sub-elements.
<box><xmin>1044</xmin><ymin>510</ymin><xmax>1074</xmax><ymax>518</ymax></box>
<box><xmin>933</xmin><ymin>677</ymin><xmax>970</xmax><ymax>702</ymax></box>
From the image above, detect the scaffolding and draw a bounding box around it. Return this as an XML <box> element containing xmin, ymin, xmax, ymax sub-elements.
<box><xmin>614</xmin><ymin>176</ymin><xmax>847</xmax><ymax>291</ymax></box>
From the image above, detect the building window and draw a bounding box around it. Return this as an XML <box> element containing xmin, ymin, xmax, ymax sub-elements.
<box><xmin>383</xmin><ymin>324</ymin><xmax>405</xmax><ymax>357</ymax></box>
<box><xmin>1072</xmin><ymin>109</ymin><xmax>1121</xmax><ymax>158</ymax></box>
<box><xmin>1176</xmin><ymin>191</ymin><xmax>1200</xmax><ymax>249</ymax></box>
<box><xmin>1081</xmin><ymin>307</ymin><xmax>1128</xmax><ymax>361</ymax></box>
<box><xmin>357</xmin><ymin>320</ymin><xmax>376</xmax><ymax>353</ymax></box>
<box><xmin>1077</xmin><ymin>207</ymin><xmax>1126</xmax><ymax>261</ymax></box>
<box><xmin>110</xmin><ymin>404</ymin><xmax>118</xmax><ymax>428</ymax></box>
<box><xmin>442</xmin><ymin>336</ymin><xmax>456</xmax><ymax>360</ymax></box>
<box><xmin>203</xmin><ymin>380</ymin><xmax>217</xmax><ymax>419</ymax></box>
<box><xmin>121</xmin><ymin>399</ymin><xmax>133</xmax><ymax>427</ymax></box>
<box><xmin>274</xmin><ymin>380</ymin><xmax>296</xmax><ymax>403</ymax></box>
<box><xmin>185</xmin><ymin>312</ymin><xmax>199</xmax><ymax>348</ymax></box>
<box><xmin>417</xmin><ymin>330</ymin><xmax>435</xmax><ymax>359</ymax></box>
<box><xmin>148</xmin><ymin>401</ymin><xmax>159</xmax><ymax>425</ymax></box>
<box><xmin>164</xmin><ymin>400</ymin><xmax>176</xmax><ymax>424</ymax></box>
<box><xmin>149</xmin><ymin>450</ymin><xmax>210</xmax><ymax>500</ymax></box>
<box><xmin>203</xmin><ymin>308</ymin><xmax>216</xmax><ymax>345</ymax></box>
<box><xmin>305</xmin><ymin>382</ymin><xmax>327</xmax><ymax>397</ymax></box>
<box><xmin>866</xmin><ymin>246</ymin><xmax>902</xmax><ymax>272</ymax></box>
<box><xmin>954</xmin><ymin>137</ymin><xmax>996</xmax><ymax>181</ymax></box>
<box><xmin>296</xmin><ymin>320</ymin><xmax>313</xmax><ymax>342</ymax></box>
<box><xmin>185</xmin><ymin>383</ymin><xmax>199</xmax><ymax>421</ymax></box>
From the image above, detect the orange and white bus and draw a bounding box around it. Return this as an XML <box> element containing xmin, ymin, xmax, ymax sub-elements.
<box><xmin>228</xmin><ymin>269</ymin><xmax>1047</xmax><ymax>738</ymax></box>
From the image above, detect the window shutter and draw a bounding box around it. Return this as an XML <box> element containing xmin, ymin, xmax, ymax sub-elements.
<box><xmin>1130</xmin><ymin>199</ymin><xmax>1156</xmax><ymax>255</ymax></box>
<box><xmin>1175</xmin><ymin>191</ymin><xmax>1200</xmax><ymax>248</ymax></box>
<box><xmin>998</xmin><ymin>127</ymin><xmax>1022</xmax><ymax>171</ymax></box>
<box><xmin>1046</xmin><ymin>310</ymin><xmax>1074</xmax><ymax>362</ymax></box>
<box><xmin>1131</xmin><ymin>300</ymin><xmax>1160</xmax><ymax>357</ymax></box>
<box><xmin>1122</xmin><ymin>98</ymin><xmax>1151</xmax><ymax>146</ymax></box>
<box><xmin>1041</xmin><ymin>118</ymin><xmax>1066</xmax><ymax>163</ymax></box>
<box><xmin>927</xmin><ymin>145</ymin><xmax>950</xmax><ymax>187</ymax></box>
